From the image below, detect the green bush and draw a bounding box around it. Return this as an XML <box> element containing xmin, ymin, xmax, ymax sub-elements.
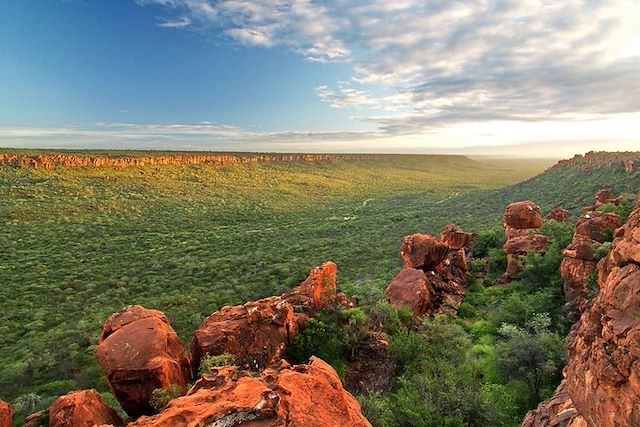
<box><xmin>474</xmin><ymin>228</ymin><xmax>506</xmax><ymax>258</ymax></box>
<box><xmin>198</xmin><ymin>353</ymin><xmax>235</xmax><ymax>376</ymax></box>
<box><xmin>149</xmin><ymin>384</ymin><xmax>184</xmax><ymax>412</ymax></box>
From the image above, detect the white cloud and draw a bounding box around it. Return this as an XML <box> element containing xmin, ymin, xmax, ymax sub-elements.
<box><xmin>158</xmin><ymin>16</ymin><xmax>192</xmax><ymax>28</ymax></box>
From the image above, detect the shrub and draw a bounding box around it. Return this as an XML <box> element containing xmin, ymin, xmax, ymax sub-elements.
<box><xmin>474</xmin><ymin>228</ymin><xmax>506</xmax><ymax>258</ymax></box>
<box><xmin>198</xmin><ymin>353</ymin><xmax>235</xmax><ymax>376</ymax></box>
<box><xmin>149</xmin><ymin>384</ymin><xmax>184</xmax><ymax>412</ymax></box>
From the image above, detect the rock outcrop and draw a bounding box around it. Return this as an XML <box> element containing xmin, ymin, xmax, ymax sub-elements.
<box><xmin>523</xmin><ymin>204</ymin><xmax>640</xmax><ymax>427</ymax></box>
<box><xmin>560</xmin><ymin>210</ymin><xmax>621</xmax><ymax>304</ymax></box>
<box><xmin>129</xmin><ymin>357</ymin><xmax>372</xmax><ymax>427</ymax></box>
<box><xmin>625</xmin><ymin>159</ymin><xmax>634</xmax><ymax>173</ymax></box>
<box><xmin>95</xmin><ymin>305</ymin><xmax>192</xmax><ymax>417</ymax></box>
<box><xmin>0</xmin><ymin>400</ymin><xmax>12</xmax><ymax>427</ymax></box>
<box><xmin>49</xmin><ymin>390</ymin><xmax>124</xmax><ymax>427</ymax></box>
<box><xmin>501</xmin><ymin>201</ymin><xmax>548</xmax><ymax>282</ymax></box>
<box><xmin>547</xmin><ymin>208</ymin><xmax>572</xmax><ymax>222</ymax></box>
<box><xmin>387</xmin><ymin>224</ymin><xmax>475</xmax><ymax>316</ymax></box>
<box><xmin>522</xmin><ymin>381</ymin><xmax>586</xmax><ymax>427</ymax></box>
<box><xmin>190</xmin><ymin>262</ymin><xmax>339</xmax><ymax>373</ymax></box>
<box><xmin>344</xmin><ymin>331</ymin><xmax>395</xmax><ymax>394</ymax></box>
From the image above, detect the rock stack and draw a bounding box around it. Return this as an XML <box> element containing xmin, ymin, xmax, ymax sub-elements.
<box><xmin>500</xmin><ymin>201</ymin><xmax>548</xmax><ymax>282</ymax></box>
<box><xmin>546</xmin><ymin>207</ymin><xmax>572</xmax><ymax>222</ymax></box>
<box><xmin>386</xmin><ymin>224</ymin><xmax>477</xmax><ymax>316</ymax></box>
<box><xmin>523</xmin><ymin>202</ymin><xmax>640</xmax><ymax>427</ymax></box>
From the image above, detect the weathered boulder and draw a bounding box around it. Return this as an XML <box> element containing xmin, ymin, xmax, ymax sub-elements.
<box><xmin>547</xmin><ymin>207</ymin><xmax>572</xmax><ymax>222</ymax></box>
<box><xmin>525</xmin><ymin>207</ymin><xmax>640</xmax><ymax>427</ymax></box>
<box><xmin>49</xmin><ymin>390</ymin><xmax>124</xmax><ymax>427</ymax></box>
<box><xmin>400</xmin><ymin>234</ymin><xmax>450</xmax><ymax>271</ymax></box>
<box><xmin>95</xmin><ymin>305</ymin><xmax>191</xmax><ymax>417</ymax></box>
<box><xmin>503</xmin><ymin>234</ymin><xmax>549</xmax><ymax>255</ymax></box>
<box><xmin>129</xmin><ymin>357</ymin><xmax>372</xmax><ymax>427</ymax></box>
<box><xmin>504</xmin><ymin>201</ymin><xmax>544</xmax><ymax>230</ymax></box>
<box><xmin>386</xmin><ymin>268</ymin><xmax>433</xmax><ymax>317</ymax></box>
<box><xmin>440</xmin><ymin>223</ymin><xmax>478</xmax><ymax>253</ymax></box>
<box><xmin>574</xmin><ymin>211</ymin><xmax>621</xmax><ymax>243</ymax></box>
<box><xmin>624</xmin><ymin>159</ymin><xmax>634</xmax><ymax>173</ymax></box>
<box><xmin>0</xmin><ymin>400</ymin><xmax>12</xmax><ymax>427</ymax></box>
<box><xmin>23</xmin><ymin>410</ymin><xmax>47</xmax><ymax>427</ymax></box>
<box><xmin>522</xmin><ymin>381</ymin><xmax>586</xmax><ymax>427</ymax></box>
<box><xmin>190</xmin><ymin>296</ymin><xmax>299</xmax><ymax>373</ymax></box>
<box><xmin>191</xmin><ymin>262</ymin><xmax>339</xmax><ymax>373</ymax></box>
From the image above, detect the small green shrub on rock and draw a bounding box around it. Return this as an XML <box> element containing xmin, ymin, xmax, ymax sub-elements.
<box><xmin>198</xmin><ymin>353</ymin><xmax>235</xmax><ymax>376</ymax></box>
<box><xmin>149</xmin><ymin>384</ymin><xmax>184</xmax><ymax>412</ymax></box>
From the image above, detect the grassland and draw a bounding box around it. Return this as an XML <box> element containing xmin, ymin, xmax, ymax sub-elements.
<box><xmin>0</xmin><ymin>151</ymin><xmax>636</xmax><ymax>409</ymax></box>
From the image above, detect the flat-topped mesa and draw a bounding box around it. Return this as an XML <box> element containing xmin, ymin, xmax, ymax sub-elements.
<box><xmin>523</xmin><ymin>204</ymin><xmax>640</xmax><ymax>427</ymax></box>
<box><xmin>500</xmin><ymin>201</ymin><xmax>548</xmax><ymax>282</ymax></box>
<box><xmin>0</xmin><ymin>400</ymin><xmax>12</xmax><ymax>427</ymax></box>
<box><xmin>387</xmin><ymin>224</ymin><xmax>476</xmax><ymax>317</ymax></box>
<box><xmin>0</xmin><ymin>152</ymin><xmax>377</xmax><ymax>170</ymax></box>
<box><xmin>95</xmin><ymin>305</ymin><xmax>192</xmax><ymax>417</ymax></box>
<box><xmin>48</xmin><ymin>390</ymin><xmax>124</xmax><ymax>427</ymax></box>
<box><xmin>190</xmin><ymin>262</ymin><xmax>344</xmax><ymax>374</ymax></box>
<box><xmin>129</xmin><ymin>357</ymin><xmax>372</xmax><ymax>427</ymax></box>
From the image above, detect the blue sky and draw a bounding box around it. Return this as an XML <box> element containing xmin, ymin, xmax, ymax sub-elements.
<box><xmin>1</xmin><ymin>0</ymin><xmax>639</xmax><ymax>156</ymax></box>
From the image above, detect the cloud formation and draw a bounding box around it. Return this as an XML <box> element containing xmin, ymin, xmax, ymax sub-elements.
<box><xmin>139</xmin><ymin>0</ymin><xmax>640</xmax><ymax>137</ymax></box>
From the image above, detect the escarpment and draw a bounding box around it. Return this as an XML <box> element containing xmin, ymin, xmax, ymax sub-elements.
<box><xmin>554</xmin><ymin>151</ymin><xmax>639</xmax><ymax>174</ymax></box>
<box><xmin>523</xmin><ymin>199</ymin><xmax>640</xmax><ymax>427</ymax></box>
<box><xmin>386</xmin><ymin>224</ymin><xmax>477</xmax><ymax>316</ymax></box>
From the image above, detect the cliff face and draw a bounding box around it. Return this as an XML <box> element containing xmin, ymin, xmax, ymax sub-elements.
<box><xmin>0</xmin><ymin>153</ymin><xmax>376</xmax><ymax>169</ymax></box>
<box><xmin>554</xmin><ymin>151</ymin><xmax>638</xmax><ymax>174</ymax></box>
<box><xmin>524</xmin><ymin>199</ymin><xmax>640</xmax><ymax>427</ymax></box>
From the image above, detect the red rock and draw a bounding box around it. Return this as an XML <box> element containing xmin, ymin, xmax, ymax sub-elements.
<box><xmin>522</xmin><ymin>381</ymin><xmax>587</xmax><ymax>427</ymax></box>
<box><xmin>504</xmin><ymin>201</ymin><xmax>544</xmax><ymax>229</ymax></box>
<box><xmin>0</xmin><ymin>400</ymin><xmax>12</xmax><ymax>427</ymax></box>
<box><xmin>547</xmin><ymin>208</ymin><xmax>572</xmax><ymax>222</ymax></box>
<box><xmin>530</xmin><ymin>208</ymin><xmax>640</xmax><ymax>426</ymax></box>
<box><xmin>95</xmin><ymin>305</ymin><xmax>191</xmax><ymax>417</ymax></box>
<box><xmin>386</xmin><ymin>268</ymin><xmax>433</xmax><ymax>317</ymax></box>
<box><xmin>293</xmin><ymin>261</ymin><xmax>337</xmax><ymax>309</ymax></box>
<box><xmin>560</xmin><ymin>257</ymin><xmax>597</xmax><ymax>302</ymax></box>
<box><xmin>24</xmin><ymin>410</ymin><xmax>47</xmax><ymax>427</ymax></box>
<box><xmin>190</xmin><ymin>296</ymin><xmax>299</xmax><ymax>373</ymax></box>
<box><xmin>503</xmin><ymin>234</ymin><xmax>549</xmax><ymax>255</ymax></box>
<box><xmin>596</xmin><ymin>188</ymin><xmax>614</xmax><ymax>205</ymax></box>
<box><xmin>129</xmin><ymin>357</ymin><xmax>372</xmax><ymax>427</ymax></box>
<box><xmin>439</xmin><ymin>224</ymin><xmax>478</xmax><ymax>252</ymax></box>
<box><xmin>505</xmin><ymin>226</ymin><xmax>536</xmax><ymax>239</ymax></box>
<box><xmin>400</xmin><ymin>234</ymin><xmax>450</xmax><ymax>271</ymax></box>
<box><xmin>49</xmin><ymin>390</ymin><xmax>124</xmax><ymax>427</ymax></box>
<box><xmin>574</xmin><ymin>211</ymin><xmax>620</xmax><ymax>243</ymax></box>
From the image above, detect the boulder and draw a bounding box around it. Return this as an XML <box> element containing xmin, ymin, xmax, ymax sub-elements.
<box><xmin>190</xmin><ymin>296</ymin><xmax>299</xmax><ymax>373</ymax></box>
<box><xmin>95</xmin><ymin>305</ymin><xmax>191</xmax><ymax>417</ymax></box>
<box><xmin>386</xmin><ymin>268</ymin><xmax>433</xmax><ymax>317</ymax></box>
<box><xmin>624</xmin><ymin>159</ymin><xmax>634</xmax><ymax>173</ymax></box>
<box><xmin>400</xmin><ymin>234</ymin><xmax>450</xmax><ymax>271</ymax></box>
<box><xmin>292</xmin><ymin>261</ymin><xmax>337</xmax><ymax>310</ymax></box>
<box><xmin>503</xmin><ymin>234</ymin><xmax>549</xmax><ymax>255</ymax></box>
<box><xmin>24</xmin><ymin>410</ymin><xmax>47</xmax><ymax>427</ymax></box>
<box><xmin>439</xmin><ymin>224</ymin><xmax>478</xmax><ymax>252</ymax></box>
<box><xmin>129</xmin><ymin>357</ymin><xmax>372</xmax><ymax>427</ymax></box>
<box><xmin>0</xmin><ymin>400</ymin><xmax>12</xmax><ymax>427</ymax></box>
<box><xmin>49</xmin><ymin>390</ymin><xmax>124</xmax><ymax>427</ymax></box>
<box><xmin>547</xmin><ymin>208</ymin><xmax>572</xmax><ymax>222</ymax></box>
<box><xmin>504</xmin><ymin>201</ymin><xmax>543</xmax><ymax>230</ymax></box>
<box><xmin>574</xmin><ymin>211</ymin><xmax>621</xmax><ymax>242</ymax></box>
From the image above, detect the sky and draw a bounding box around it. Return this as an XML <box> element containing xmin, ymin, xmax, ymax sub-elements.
<box><xmin>1</xmin><ymin>0</ymin><xmax>639</xmax><ymax>157</ymax></box>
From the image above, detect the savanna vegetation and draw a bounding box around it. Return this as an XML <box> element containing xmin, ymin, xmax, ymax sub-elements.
<box><xmin>1</xmin><ymin>150</ymin><xmax>638</xmax><ymax>425</ymax></box>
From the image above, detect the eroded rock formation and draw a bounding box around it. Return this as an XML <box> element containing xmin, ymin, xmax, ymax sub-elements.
<box><xmin>190</xmin><ymin>262</ymin><xmax>339</xmax><ymax>373</ymax></box>
<box><xmin>524</xmin><ymin>203</ymin><xmax>640</xmax><ymax>427</ymax></box>
<box><xmin>49</xmin><ymin>390</ymin><xmax>124</xmax><ymax>427</ymax></box>
<box><xmin>522</xmin><ymin>381</ymin><xmax>586</xmax><ymax>427</ymax></box>
<box><xmin>547</xmin><ymin>208</ymin><xmax>572</xmax><ymax>222</ymax></box>
<box><xmin>129</xmin><ymin>357</ymin><xmax>372</xmax><ymax>427</ymax></box>
<box><xmin>95</xmin><ymin>305</ymin><xmax>192</xmax><ymax>417</ymax></box>
<box><xmin>387</xmin><ymin>224</ymin><xmax>476</xmax><ymax>316</ymax></box>
<box><xmin>0</xmin><ymin>400</ymin><xmax>12</xmax><ymax>427</ymax></box>
<box><xmin>501</xmin><ymin>201</ymin><xmax>548</xmax><ymax>282</ymax></box>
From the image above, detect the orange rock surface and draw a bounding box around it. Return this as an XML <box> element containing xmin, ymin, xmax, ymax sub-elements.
<box><xmin>49</xmin><ymin>390</ymin><xmax>124</xmax><ymax>427</ymax></box>
<box><xmin>95</xmin><ymin>305</ymin><xmax>191</xmax><ymax>417</ymax></box>
<box><xmin>129</xmin><ymin>357</ymin><xmax>371</xmax><ymax>427</ymax></box>
<box><xmin>0</xmin><ymin>400</ymin><xmax>12</xmax><ymax>427</ymax></box>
